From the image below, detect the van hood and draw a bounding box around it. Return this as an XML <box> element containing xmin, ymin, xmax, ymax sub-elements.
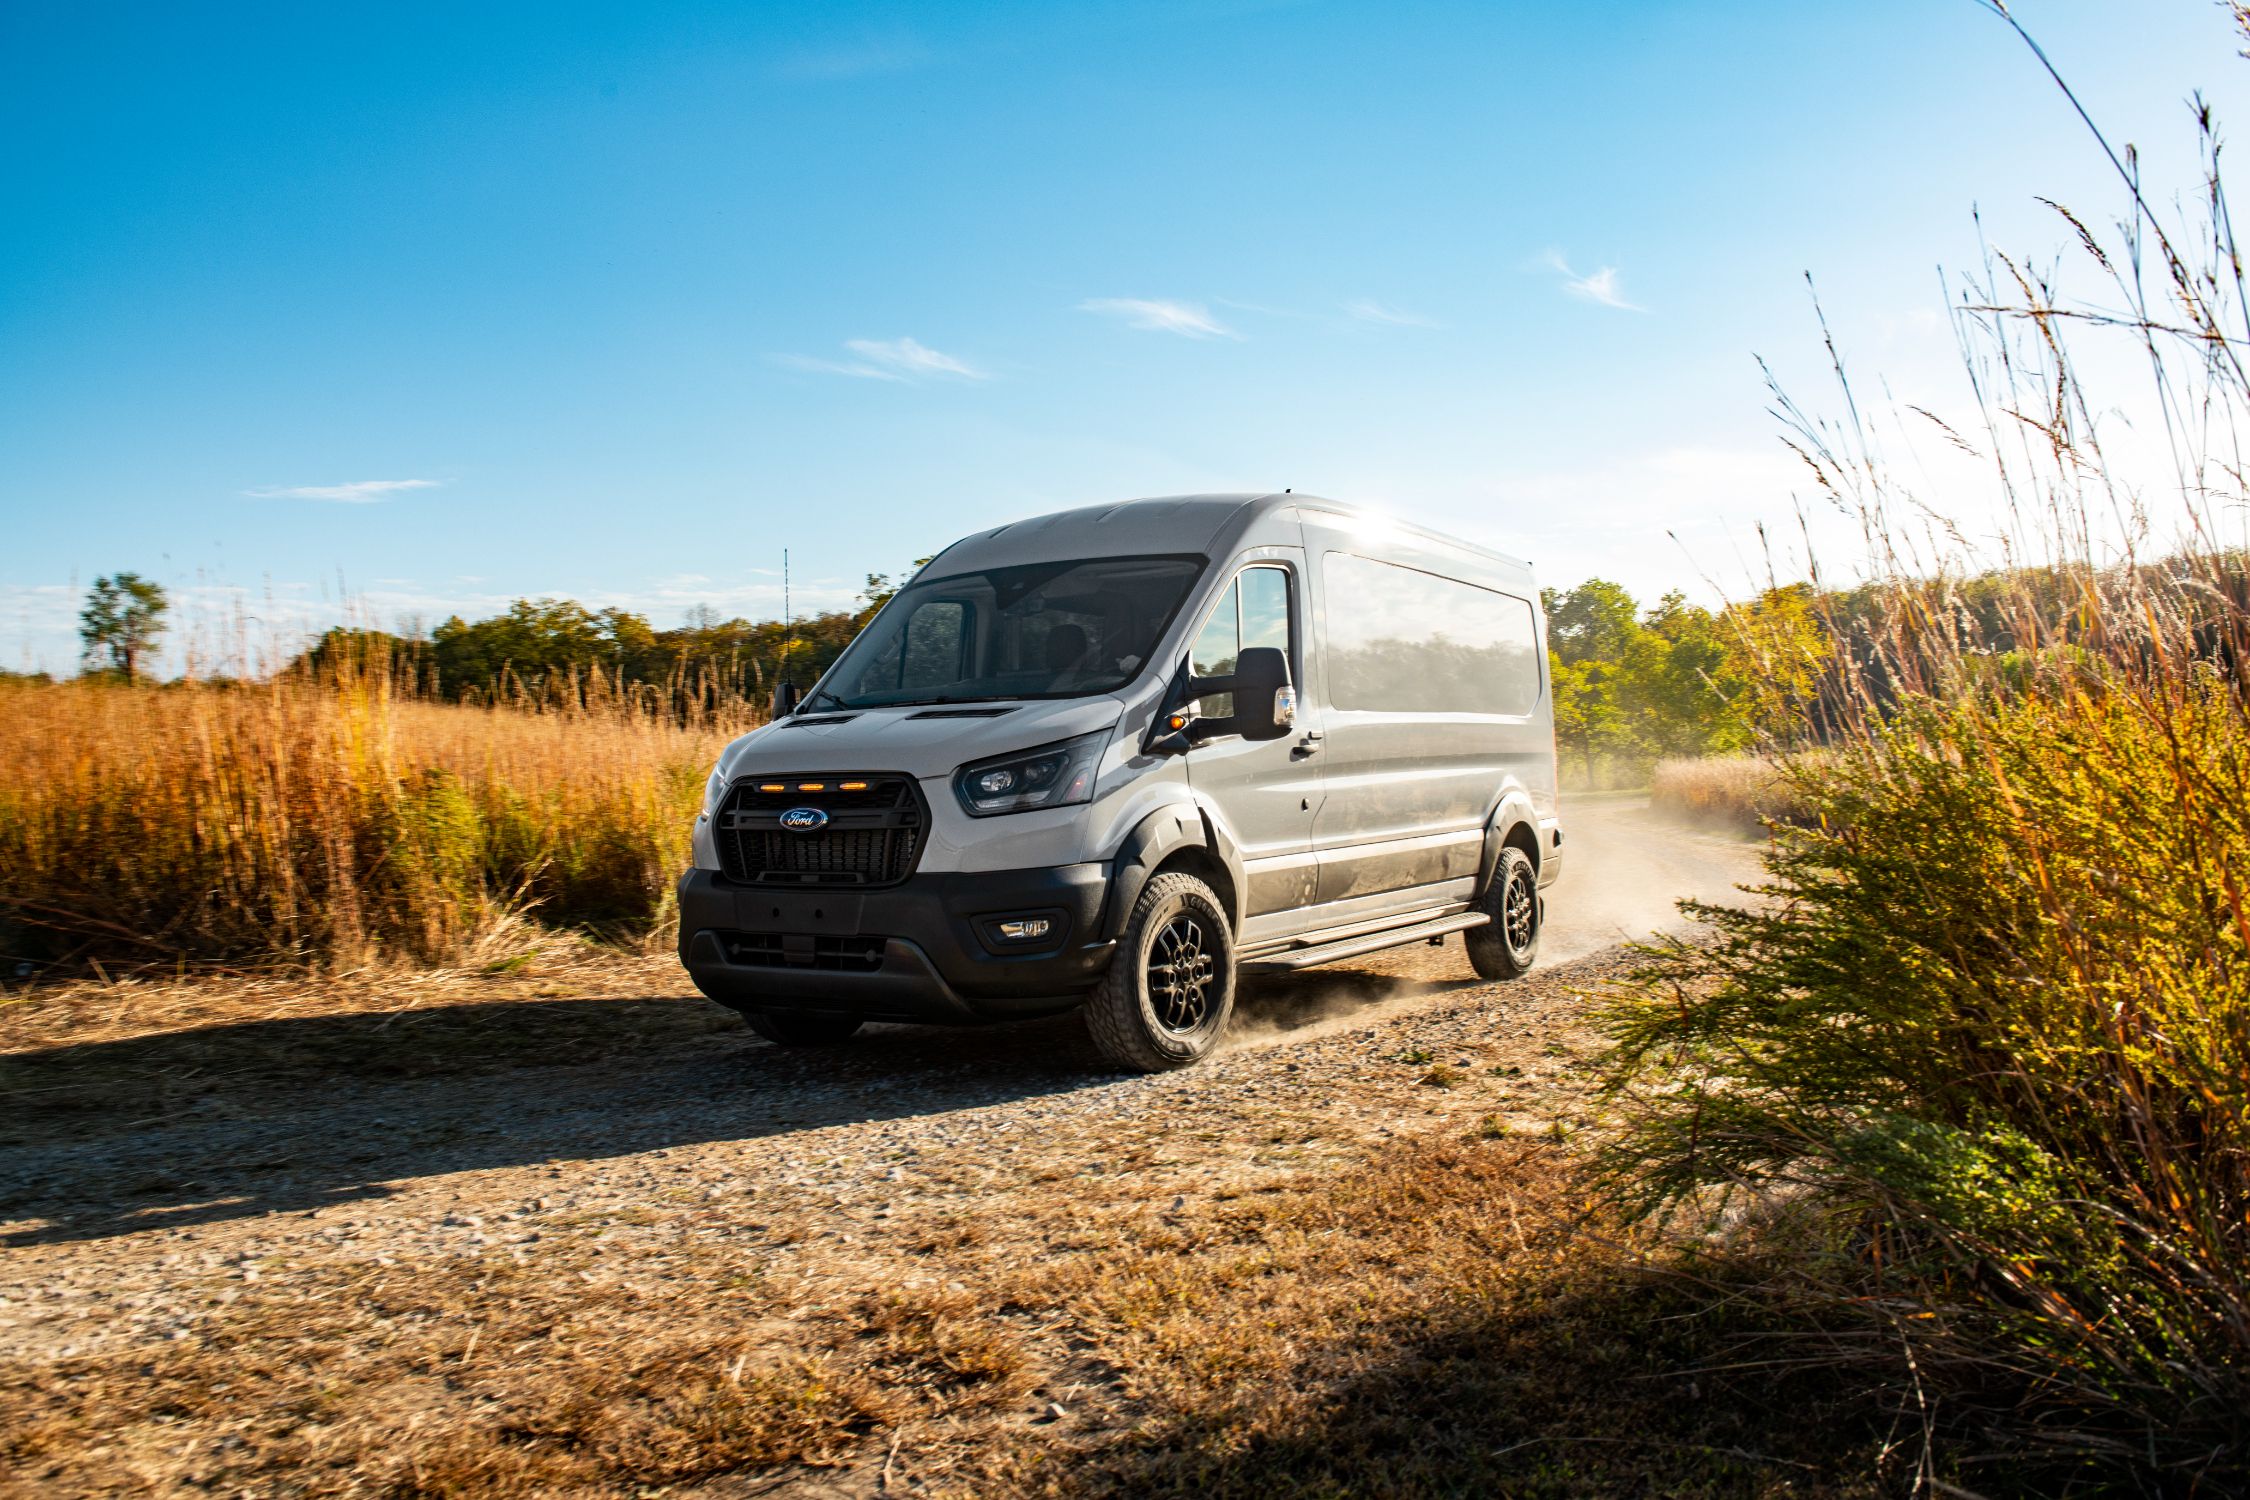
<box><xmin>716</xmin><ymin>696</ymin><xmax>1128</xmax><ymax>784</ymax></box>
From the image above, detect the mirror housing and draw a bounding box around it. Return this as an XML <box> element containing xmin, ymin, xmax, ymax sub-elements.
<box><xmin>1229</xmin><ymin>647</ymin><xmax>1295</xmax><ymax>741</ymax></box>
<box><xmin>1152</xmin><ymin>648</ymin><xmax>1296</xmax><ymax>752</ymax></box>
<box><xmin>771</xmin><ymin>681</ymin><xmax>801</xmax><ymax>718</ymax></box>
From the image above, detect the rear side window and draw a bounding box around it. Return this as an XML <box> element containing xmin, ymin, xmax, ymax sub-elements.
<box><xmin>1321</xmin><ymin>553</ymin><xmax>1540</xmax><ymax>715</ymax></box>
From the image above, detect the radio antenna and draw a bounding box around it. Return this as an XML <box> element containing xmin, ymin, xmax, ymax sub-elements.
<box><xmin>782</xmin><ymin>548</ymin><xmax>794</xmax><ymax>669</ymax></box>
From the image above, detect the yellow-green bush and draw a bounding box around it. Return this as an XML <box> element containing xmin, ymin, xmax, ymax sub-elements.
<box><xmin>0</xmin><ymin>672</ymin><xmax>739</xmax><ymax>968</ymax></box>
<box><xmin>1605</xmin><ymin>675</ymin><xmax>2250</xmax><ymax>1479</ymax></box>
<box><xmin>1597</xmin><ymin>13</ymin><xmax>2250</xmax><ymax>1478</ymax></box>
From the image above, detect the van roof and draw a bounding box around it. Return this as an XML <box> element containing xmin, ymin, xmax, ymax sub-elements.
<box><xmin>922</xmin><ymin>492</ymin><xmax>1530</xmax><ymax>577</ymax></box>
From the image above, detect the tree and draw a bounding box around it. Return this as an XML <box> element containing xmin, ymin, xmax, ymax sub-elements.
<box><xmin>856</xmin><ymin>556</ymin><xmax>935</xmax><ymax>624</ymax></box>
<box><xmin>1623</xmin><ymin>591</ymin><xmax>1753</xmax><ymax>757</ymax></box>
<box><xmin>1543</xmin><ymin>578</ymin><xmax>1642</xmax><ymax>668</ymax></box>
<box><xmin>78</xmin><ymin>572</ymin><xmax>169</xmax><ymax>680</ymax></box>
<box><xmin>1715</xmin><ymin>584</ymin><xmax>1832</xmax><ymax>741</ymax></box>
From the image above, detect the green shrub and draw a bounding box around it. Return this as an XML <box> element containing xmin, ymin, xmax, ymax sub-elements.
<box><xmin>1602</xmin><ymin>683</ymin><xmax>2250</xmax><ymax>1478</ymax></box>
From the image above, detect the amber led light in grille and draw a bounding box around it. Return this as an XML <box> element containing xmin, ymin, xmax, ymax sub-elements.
<box><xmin>715</xmin><ymin>774</ymin><xmax>923</xmax><ymax>887</ymax></box>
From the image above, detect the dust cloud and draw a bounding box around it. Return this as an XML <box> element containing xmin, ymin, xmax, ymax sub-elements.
<box><xmin>1536</xmin><ymin>796</ymin><xmax>1765</xmax><ymax>965</ymax></box>
<box><xmin>1223</xmin><ymin>798</ymin><xmax>1766</xmax><ymax>1050</ymax></box>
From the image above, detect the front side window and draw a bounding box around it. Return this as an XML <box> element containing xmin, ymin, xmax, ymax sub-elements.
<box><xmin>1189</xmin><ymin>565</ymin><xmax>1293</xmax><ymax>719</ymax></box>
<box><xmin>817</xmin><ymin>555</ymin><xmax>1204</xmax><ymax>709</ymax></box>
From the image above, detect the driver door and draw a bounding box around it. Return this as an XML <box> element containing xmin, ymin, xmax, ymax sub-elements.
<box><xmin>1183</xmin><ymin>557</ymin><xmax>1324</xmax><ymax>931</ymax></box>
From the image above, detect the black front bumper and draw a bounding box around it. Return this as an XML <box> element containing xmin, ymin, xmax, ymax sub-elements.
<box><xmin>676</xmin><ymin>864</ymin><xmax>1118</xmax><ymax>1024</ymax></box>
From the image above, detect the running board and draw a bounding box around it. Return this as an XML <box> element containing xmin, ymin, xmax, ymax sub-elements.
<box><xmin>1239</xmin><ymin>912</ymin><xmax>1490</xmax><ymax>975</ymax></box>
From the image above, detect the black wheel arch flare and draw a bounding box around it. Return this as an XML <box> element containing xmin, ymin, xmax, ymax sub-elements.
<box><xmin>1100</xmin><ymin>803</ymin><xmax>1246</xmax><ymax>942</ymax></box>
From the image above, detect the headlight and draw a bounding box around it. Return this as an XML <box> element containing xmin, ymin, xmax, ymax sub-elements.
<box><xmin>953</xmin><ymin>730</ymin><xmax>1109</xmax><ymax>817</ymax></box>
<box><xmin>702</xmin><ymin>766</ymin><xmax>728</xmax><ymax>814</ymax></box>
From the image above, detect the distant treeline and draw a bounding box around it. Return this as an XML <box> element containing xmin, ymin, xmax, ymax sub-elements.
<box><xmin>274</xmin><ymin>556</ymin><xmax>2245</xmax><ymax>779</ymax></box>
<box><xmin>1547</xmin><ymin>554</ymin><xmax>2250</xmax><ymax>786</ymax></box>
<box><xmin>295</xmin><ymin>572</ymin><xmax>915</xmax><ymax>717</ymax></box>
<box><xmin>1540</xmin><ymin>581</ymin><xmax>1806</xmax><ymax>786</ymax></box>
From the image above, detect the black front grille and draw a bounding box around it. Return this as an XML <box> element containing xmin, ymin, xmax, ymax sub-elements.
<box><xmin>714</xmin><ymin>774</ymin><xmax>925</xmax><ymax>887</ymax></box>
<box><xmin>718</xmin><ymin>931</ymin><xmax>886</xmax><ymax>971</ymax></box>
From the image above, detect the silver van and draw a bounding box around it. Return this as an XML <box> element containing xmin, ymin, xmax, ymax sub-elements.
<box><xmin>677</xmin><ymin>493</ymin><xmax>1562</xmax><ymax>1070</ymax></box>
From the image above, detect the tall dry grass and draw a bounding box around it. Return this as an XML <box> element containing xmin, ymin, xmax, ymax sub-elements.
<box><xmin>0</xmin><ymin>658</ymin><xmax>749</xmax><ymax>970</ymax></box>
<box><xmin>1646</xmin><ymin>755</ymin><xmax>1804</xmax><ymax>831</ymax></box>
<box><xmin>1602</xmin><ymin>9</ymin><xmax>2250</xmax><ymax>1487</ymax></box>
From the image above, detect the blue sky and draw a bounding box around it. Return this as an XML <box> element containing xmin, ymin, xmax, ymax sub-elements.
<box><xmin>5</xmin><ymin>0</ymin><xmax>2247</xmax><ymax>673</ymax></box>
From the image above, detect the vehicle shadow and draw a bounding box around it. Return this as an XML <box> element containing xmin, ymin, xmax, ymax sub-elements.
<box><xmin>1</xmin><ymin>958</ymin><xmax>1467</xmax><ymax>1249</ymax></box>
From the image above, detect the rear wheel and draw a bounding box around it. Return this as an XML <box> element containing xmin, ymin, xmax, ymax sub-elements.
<box><xmin>738</xmin><ymin>1009</ymin><xmax>864</xmax><ymax>1047</ymax></box>
<box><xmin>1464</xmin><ymin>845</ymin><xmax>1540</xmax><ymax>981</ymax></box>
<box><xmin>1084</xmin><ymin>871</ymin><xmax>1236</xmax><ymax>1072</ymax></box>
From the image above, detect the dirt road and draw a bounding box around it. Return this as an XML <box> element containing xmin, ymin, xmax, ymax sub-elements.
<box><xmin>0</xmin><ymin>800</ymin><xmax>1761</xmax><ymax>1495</ymax></box>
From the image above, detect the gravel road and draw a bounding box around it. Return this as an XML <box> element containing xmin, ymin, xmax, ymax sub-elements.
<box><xmin>0</xmin><ymin>799</ymin><xmax>1760</xmax><ymax>1492</ymax></box>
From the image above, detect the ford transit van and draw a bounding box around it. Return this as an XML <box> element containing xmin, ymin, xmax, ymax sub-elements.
<box><xmin>677</xmin><ymin>493</ymin><xmax>1562</xmax><ymax>1070</ymax></box>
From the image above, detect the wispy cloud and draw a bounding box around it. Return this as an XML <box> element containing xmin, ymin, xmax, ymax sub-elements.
<box><xmin>1343</xmin><ymin>298</ymin><xmax>1440</xmax><ymax>328</ymax></box>
<box><xmin>846</xmin><ymin>337</ymin><xmax>984</xmax><ymax>378</ymax></box>
<box><xmin>1543</xmin><ymin>250</ymin><xmax>1646</xmax><ymax>312</ymax></box>
<box><xmin>244</xmin><ymin>478</ymin><xmax>443</xmax><ymax>503</ymax></box>
<box><xmin>1078</xmin><ymin>298</ymin><xmax>1238</xmax><ymax>339</ymax></box>
<box><xmin>774</xmin><ymin>336</ymin><xmax>985</xmax><ymax>381</ymax></box>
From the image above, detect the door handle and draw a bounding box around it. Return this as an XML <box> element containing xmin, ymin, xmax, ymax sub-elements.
<box><xmin>1291</xmin><ymin>731</ymin><xmax>1323</xmax><ymax>759</ymax></box>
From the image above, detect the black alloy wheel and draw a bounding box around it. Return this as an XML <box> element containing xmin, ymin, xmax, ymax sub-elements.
<box><xmin>1085</xmin><ymin>870</ymin><xmax>1236</xmax><ymax>1071</ymax></box>
<box><xmin>1465</xmin><ymin>845</ymin><xmax>1541</xmax><ymax>981</ymax></box>
<box><xmin>1148</xmin><ymin>912</ymin><xmax>1219</xmax><ymax>1033</ymax></box>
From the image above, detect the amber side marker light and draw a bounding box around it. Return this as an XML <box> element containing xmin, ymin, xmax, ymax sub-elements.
<box><xmin>797</xmin><ymin>782</ymin><xmax>826</xmax><ymax>792</ymax></box>
<box><xmin>758</xmin><ymin>783</ymin><xmax>786</xmax><ymax>793</ymax></box>
<box><xmin>840</xmin><ymin>780</ymin><xmax>870</xmax><ymax>791</ymax></box>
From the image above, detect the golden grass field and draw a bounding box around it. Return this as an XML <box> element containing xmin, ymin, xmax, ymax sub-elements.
<box><xmin>0</xmin><ymin>671</ymin><xmax>742</xmax><ymax>972</ymax></box>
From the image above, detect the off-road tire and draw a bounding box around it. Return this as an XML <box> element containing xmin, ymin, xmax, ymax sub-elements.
<box><xmin>1464</xmin><ymin>845</ymin><xmax>1540</xmax><ymax>981</ymax></box>
<box><xmin>737</xmin><ymin>1009</ymin><xmax>864</xmax><ymax>1047</ymax></box>
<box><xmin>1084</xmin><ymin>871</ymin><xmax>1236</xmax><ymax>1072</ymax></box>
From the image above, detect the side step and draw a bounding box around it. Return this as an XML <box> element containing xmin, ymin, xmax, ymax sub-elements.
<box><xmin>1239</xmin><ymin>911</ymin><xmax>1489</xmax><ymax>975</ymax></box>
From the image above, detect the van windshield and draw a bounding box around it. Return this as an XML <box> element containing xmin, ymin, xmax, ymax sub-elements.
<box><xmin>811</xmin><ymin>555</ymin><xmax>1204</xmax><ymax>709</ymax></box>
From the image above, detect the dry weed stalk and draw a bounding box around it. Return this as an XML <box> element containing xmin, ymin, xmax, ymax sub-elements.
<box><xmin>1604</xmin><ymin>8</ymin><xmax>2250</xmax><ymax>1486</ymax></box>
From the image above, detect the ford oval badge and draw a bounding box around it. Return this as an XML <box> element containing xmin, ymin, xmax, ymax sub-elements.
<box><xmin>778</xmin><ymin>806</ymin><xmax>829</xmax><ymax>832</ymax></box>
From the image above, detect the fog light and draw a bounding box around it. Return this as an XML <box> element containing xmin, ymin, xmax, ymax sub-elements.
<box><xmin>995</xmin><ymin>917</ymin><xmax>1053</xmax><ymax>942</ymax></box>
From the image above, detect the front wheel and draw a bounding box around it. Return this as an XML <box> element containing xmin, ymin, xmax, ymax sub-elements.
<box><xmin>1464</xmin><ymin>846</ymin><xmax>1540</xmax><ymax>981</ymax></box>
<box><xmin>738</xmin><ymin>1009</ymin><xmax>864</xmax><ymax>1047</ymax></box>
<box><xmin>1084</xmin><ymin>871</ymin><xmax>1236</xmax><ymax>1072</ymax></box>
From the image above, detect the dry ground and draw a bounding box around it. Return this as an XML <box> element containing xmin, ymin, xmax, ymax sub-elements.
<box><xmin>0</xmin><ymin>804</ymin><xmax>1906</xmax><ymax>1497</ymax></box>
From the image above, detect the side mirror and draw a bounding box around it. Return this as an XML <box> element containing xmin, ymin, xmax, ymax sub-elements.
<box><xmin>1230</xmin><ymin>647</ymin><xmax>1295</xmax><ymax>741</ymax></box>
<box><xmin>771</xmin><ymin>681</ymin><xmax>800</xmax><ymax>718</ymax></box>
